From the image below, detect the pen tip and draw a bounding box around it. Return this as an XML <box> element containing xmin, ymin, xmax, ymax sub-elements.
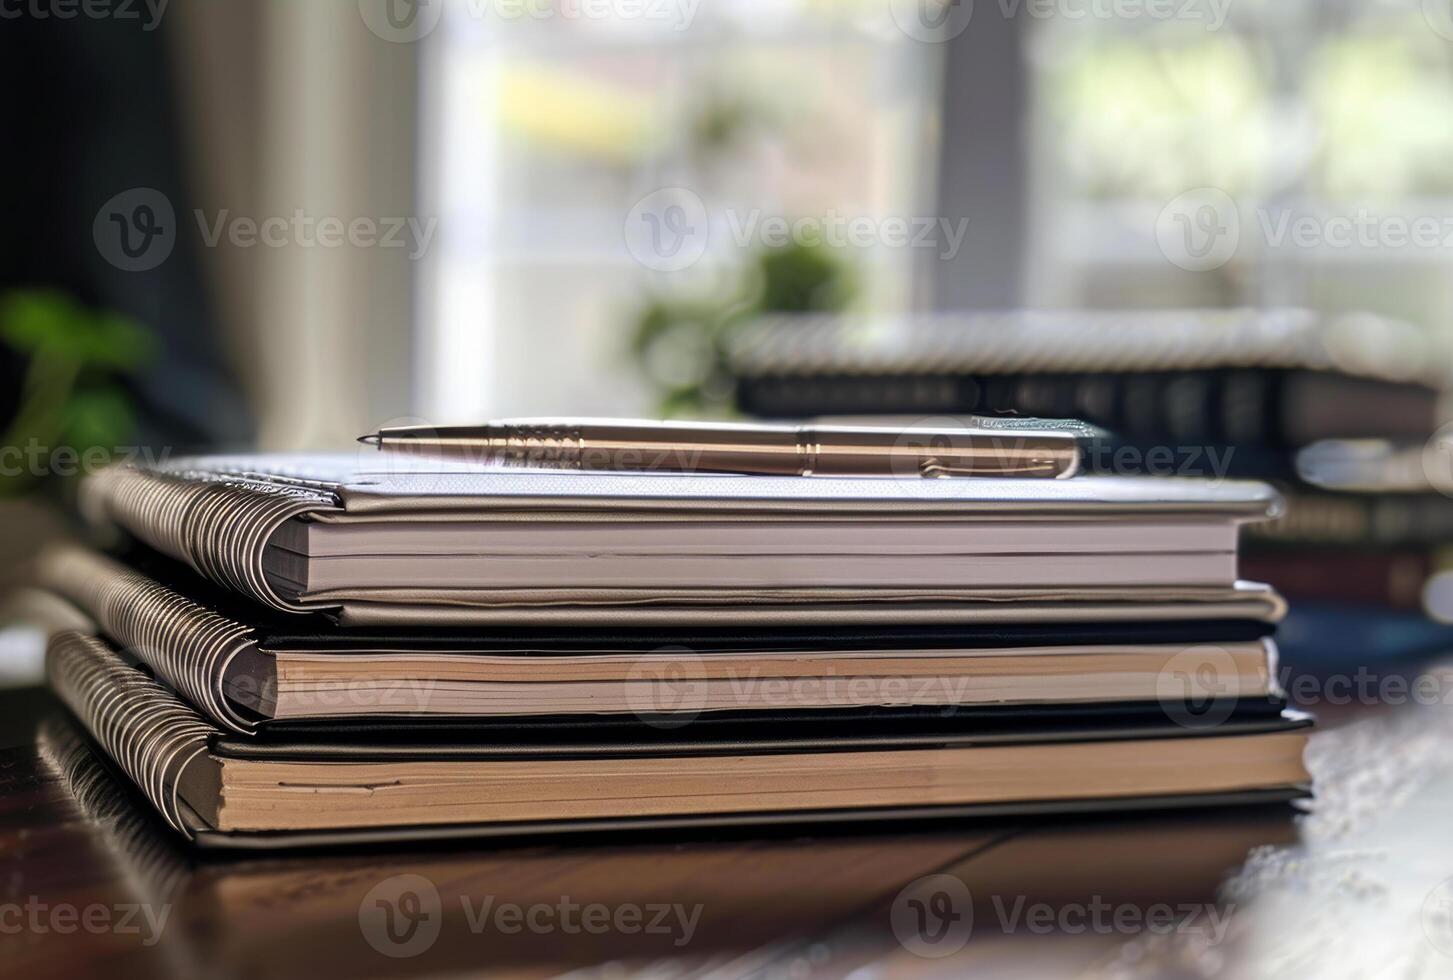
<box><xmin>357</xmin><ymin>434</ymin><xmax>381</xmax><ymax>447</ymax></box>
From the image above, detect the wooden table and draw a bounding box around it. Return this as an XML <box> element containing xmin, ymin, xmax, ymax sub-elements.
<box><xmin>2</xmin><ymin>689</ymin><xmax>1451</xmax><ymax>979</ymax></box>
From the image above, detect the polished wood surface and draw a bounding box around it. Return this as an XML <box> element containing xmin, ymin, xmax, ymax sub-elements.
<box><xmin>2</xmin><ymin>689</ymin><xmax>1451</xmax><ymax>979</ymax></box>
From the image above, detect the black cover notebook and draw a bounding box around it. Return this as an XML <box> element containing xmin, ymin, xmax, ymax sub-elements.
<box><xmin>37</xmin><ymin>545</ymin><xmax>1284</xmax><ymax>734</ymax></box>
<box><xmin>727</xmin><ymin>309</ymin><xmax>1449</xmax><ymax>448</ymax></box>
<box><xmin>46</xmin><ymin>631</ymin><xmax>1313</xmax><ymax>849</ymax></box>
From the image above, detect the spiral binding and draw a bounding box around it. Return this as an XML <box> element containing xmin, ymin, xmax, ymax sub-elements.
<box><xmin>82</xmin><ymin>465</ymin><xmax>339</xmax><ymax>612</ymax></box>
<box><xmin>38</xmin><ymin>546</ymin><xmax>261</xmax><ymax>732</ymax></box>
<box><xmin>46</xmin><ymin>632</ymin><xmax>217</xmax><ymax>837</ymax></box>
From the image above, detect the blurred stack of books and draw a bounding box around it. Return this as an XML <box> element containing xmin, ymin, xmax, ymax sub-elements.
<box><xmin>727</xmin><ymin>309</ymin><xmax>1453</xmax><ymax>664</ymax></box>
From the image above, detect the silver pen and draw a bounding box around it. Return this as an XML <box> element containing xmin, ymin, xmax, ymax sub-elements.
<box><xmin>359</xmin><ymin>417</ymin><xmax>1081</xmax><ymax>478</ymax></box>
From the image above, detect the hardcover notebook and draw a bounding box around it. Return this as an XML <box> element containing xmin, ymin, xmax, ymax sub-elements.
<box><xmin>81</xmin><ymin>455</ymin><xmax>1286</xmax><ymax>626</ymax></box>
<box><xmin>47</xmin><ymin>631</ymin><xmax>1313</xmax><ymax>848</ymax></box>
<box><xmin>726</xmin><ymin>309</ymin><xmax>1449</xmax><ymax>447</ymax></box>
<box><xmin>36</xmin><ymin>545</ymin><xmax>1283</xmax><ymax>733</ymax></box>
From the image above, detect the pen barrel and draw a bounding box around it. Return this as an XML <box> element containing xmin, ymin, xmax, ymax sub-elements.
<box><xmin>798</xmin><ymin>428</ymin><xmax>1078</xmax><ymax>478</ymax></box>
<box><xmin>500</xmin><ymin>421</ymin><xmax>811</xmax><ymax>474</ymax></box>
<box><xmin>377</xmin><ymin>421</ymin><xmax>1079</xmax><ymax>478</ymax></box>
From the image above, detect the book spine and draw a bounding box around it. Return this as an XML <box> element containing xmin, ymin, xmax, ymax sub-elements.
<box><xmin>1247</xmin><ymin>494</ymin><xmax>1453</xmax><ymax>548</ymax></box>
<box><xmin>736</xmin><ymin>370</ymin><xmax>1294</xmax><ymax>447</ymax></box>
<box><xmin>45</xmin><ymin>631</ymin><xmax>216</xmax><ymax>837</ymax></box>
<box><xmin>81</xmin><ymin>465</ymin><xmax>337</xmax><ymax>612</ymax></box>
<box><xmin>1239</xmin><ymin>551</ymin><xmax>1431</xmax><ymax>609</ymax></box>
<box><xmin>37</xmin><ymin>547</ymin><xmax>261</xmax><ymax>733</ymax></box>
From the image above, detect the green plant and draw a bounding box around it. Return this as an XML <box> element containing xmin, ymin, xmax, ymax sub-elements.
<box><xmin>0</xmin><ymin>290</ymin><xmax>155</xmax><ymax>496</ymax></box>
<box><xmin>631</xmin><ymin>239</ymin><xmax>857</xmax><ymax>416</ymax></box>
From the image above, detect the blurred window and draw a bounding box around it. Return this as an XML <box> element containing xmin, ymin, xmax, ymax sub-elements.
<box><xmin>1027</xmin><ymin>0</ymin><xmax>1453</xmax><ymax>330</ymax></box>
<box><xmin>417</xmin><ymin>0</ymin><xmax>944</xmax><ymax>419</ymax></box>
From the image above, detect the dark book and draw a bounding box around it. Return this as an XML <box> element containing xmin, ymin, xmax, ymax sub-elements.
<box><xmin>728</xmin><ymin>310</ymin><xmax>1449</xmax><ymax>449</ymax></box>
<box><xmin>1239</xmin><ymin>550</ymin><xmax>1432</xmax><ymax>610</ymax></box>
<box><xmin>1247</xmin><ymin>491</ymin><xmax>1453</xmax><ymax>549</ymax></box>
<box><xmin>37</xmin><ymin>545</ymin><xmax>1283</xmax><ymax>733</ymax></box>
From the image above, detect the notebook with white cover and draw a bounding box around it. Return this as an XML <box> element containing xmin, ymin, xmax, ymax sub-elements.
<box><xmin>81</xmin><ymin>455</ymin><xmax>1284</xmax><ymax>626</ymax></box>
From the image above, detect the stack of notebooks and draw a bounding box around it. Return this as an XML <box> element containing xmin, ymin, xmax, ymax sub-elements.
<box><xmin>36</xmin><ymin>453</ymin><xmax>1311</xmax><ymax>848</ymax></box>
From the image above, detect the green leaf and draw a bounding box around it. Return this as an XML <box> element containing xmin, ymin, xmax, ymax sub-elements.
<box><xmin>61</xmin><ymin>387</ymin><xmax>137</xmax><ymax>454</ymax></box>
<box><xmin>0</xmin><ymin>290</ymin><xmax>155</xmax><ymax>369</ymax></box>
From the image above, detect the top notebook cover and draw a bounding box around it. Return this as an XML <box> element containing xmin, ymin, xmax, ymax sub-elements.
<box><xmin>80</xmin><ymin>454</ymin><xmax>1284</xmax><ymax>626</ymax></box>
